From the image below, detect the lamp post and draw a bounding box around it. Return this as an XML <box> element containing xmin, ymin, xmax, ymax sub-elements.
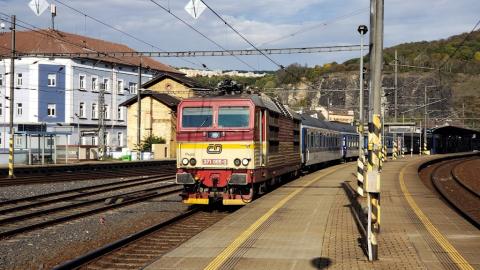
<box><xmin>356</xmin><ymin>24</ymin><xmax>368</xmax><ymax>196</ymax></box>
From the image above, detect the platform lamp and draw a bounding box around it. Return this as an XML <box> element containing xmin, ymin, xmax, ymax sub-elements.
<box><xmin>356</xmin><ymin>24</ymin><xmax>368</xmax><ymax>197</ymax></box>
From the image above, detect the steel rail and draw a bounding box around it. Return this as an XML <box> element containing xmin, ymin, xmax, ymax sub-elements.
<box><xmin>0</xmin><ymin>183</ymin><xmax>180</xmax><ymax>238</ymax></box>
<box><xmin>0</xmin><ymin>173</ymin><xmax>174</xmax><ymax>214</ymax></box>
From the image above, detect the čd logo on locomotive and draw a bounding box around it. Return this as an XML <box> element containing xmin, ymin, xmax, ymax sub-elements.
<box><xmin>206</xmin><ymin>144</ymin><xmax>222</xmax><ymax>154</ymax></box>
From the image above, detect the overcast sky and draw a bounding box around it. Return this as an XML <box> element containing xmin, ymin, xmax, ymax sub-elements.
<box><xmin>1</xmin><ymin>0</ymin><xmax>479</xmax><ymax>71</ymax></box>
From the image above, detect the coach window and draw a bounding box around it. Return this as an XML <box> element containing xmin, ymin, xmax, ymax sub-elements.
<box><xmin>218</xmin><ymin>106</ymin><xmax>250</xmax><ymax>128</ymax></box>
<box><xmin>182</xmin><ymin>107</ymin><xmax>213</xmax><ymax>128</ymax></box>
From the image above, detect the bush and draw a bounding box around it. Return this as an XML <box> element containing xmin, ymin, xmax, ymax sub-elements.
<box><xmin>136</xmin><ymin>135</ymin><xmax>166</xmax><ymax>152</ymax></box>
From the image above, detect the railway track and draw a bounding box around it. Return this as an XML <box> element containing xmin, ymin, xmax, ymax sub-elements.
<box><xmin>430</xmin><ymin>157</ymin><xmax>480</xmax><ymax>227</ymax></box>
<box><xmin>53</xmin><ymin>208</ymin><xmax>231</xmax><ymax>270</ymax></box>
<box><xmin>0</xmin><ymin>175</ymin><xmax>181</xmax><ymax>239</ymax></box>
<box><xmin>0</xmin><ymin>166</ymin><xmax>175</xmax><ymax>186</ymax></box>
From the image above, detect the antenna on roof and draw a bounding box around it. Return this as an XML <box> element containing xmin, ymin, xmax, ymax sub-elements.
<box><xmin>50</xmin><ymin>4</ymin><xmax>56</xmax><ymax>30</ymax></box>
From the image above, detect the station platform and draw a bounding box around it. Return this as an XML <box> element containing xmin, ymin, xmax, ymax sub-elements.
<box><xmin>145</xmin><ymin>155</ymin><xmax>479</xmax><ymax>270</ymax></box>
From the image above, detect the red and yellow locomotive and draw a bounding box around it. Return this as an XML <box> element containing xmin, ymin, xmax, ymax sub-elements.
<box><xmin>175</xmin><ymin>94</ymin><xmax>301</xmax><ymax>205</ymax></box>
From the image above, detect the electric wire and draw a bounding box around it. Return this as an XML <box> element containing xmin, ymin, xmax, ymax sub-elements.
<box><xmin>52</xmin><ymin>0</ymin><xmax>207</xmax><ymax>70</ymax></box>
<box><xmin>148</xmin><ymin>0</ymin><xmax>257</xmax><ymax>71</ymax></box>
<box><xmin>200</xmin><ymin>0</ymin><xmax>284</xmax><ymax>69</ymax></box>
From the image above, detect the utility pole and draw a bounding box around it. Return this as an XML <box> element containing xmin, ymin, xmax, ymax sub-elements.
<box><xmin>8</xmin><ymin>15</ymin><xmax>16</xmax><ymax>178</ymax></box>
<box><xmin>98</xmin><ymin>75</ymin><xmax>106</xmax><ymax>160</ymax></box>
<box><xmin>357</xmin><ymin>25</ymin><xmax>368</xmax><ymax>197</ymax></box>
<box><xmin>365</xmin><ymin>0</ymin><xmax>383</xmax><ymax>261</ymax></box>
<box><xmin>424</xmin><ymin>86</ymin><xmax>427</xmax><ymax>154</ymax></box>
<box><xmin>136</xmin><ymin>63</ymin><xmax>142</xmax><ymax>154</ymax></box>
<box><xmin>394</xmin><ymin>50</ymin><xmax>398</xmax><ymax>122</ymax></box>
<box><xmin>393</xmin><ymin>50</ymin><xmax>398</xmax><ymax>159</ymax></box>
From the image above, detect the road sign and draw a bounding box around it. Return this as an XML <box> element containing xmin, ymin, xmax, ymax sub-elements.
<box><xmin>28</xmin><ymin>0</ymin><xmax>49</xmax><ymax>16</ymax></box>
<box><xmin>184</xmin><ymin>0</ymin><xmax>206</xmax><ymax>19</ymax></box>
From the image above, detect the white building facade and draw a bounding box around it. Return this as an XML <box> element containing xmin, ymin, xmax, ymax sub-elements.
<box><xmin>0</xmin><ymin>57</ymin><xmax>158</xmax><ymax>153</ymax></box>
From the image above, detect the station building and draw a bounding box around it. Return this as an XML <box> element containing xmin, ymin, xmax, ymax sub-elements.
<box><xmin>120</xmin><ymin>72</ymin><xmax>209</xmax><ymax>158</ymax></box>
<box><xmin>0</xmin><ymin>29</ymin><xmax>182</xmax><ymax>163</ymax></box>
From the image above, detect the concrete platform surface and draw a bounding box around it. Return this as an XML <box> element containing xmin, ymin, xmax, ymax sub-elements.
<box><xmin>145</xmin><ymin>156</ymin><xmax>479</xmax><ymax>270</ymax></box>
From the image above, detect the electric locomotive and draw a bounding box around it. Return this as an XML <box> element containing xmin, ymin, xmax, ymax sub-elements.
<box><xmin>175</xmin><ymin>94</ymin><xmax>301</xmax><ymax>205</ymax></box>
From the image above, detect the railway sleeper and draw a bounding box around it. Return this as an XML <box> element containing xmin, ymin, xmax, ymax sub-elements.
<box><xmin>104</xmin><ymin>191</ymin><xmax>157</xmax><ymax>205</ymax></box>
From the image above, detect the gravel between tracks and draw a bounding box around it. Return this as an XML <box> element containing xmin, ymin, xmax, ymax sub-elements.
<box><xmin>0</xmin><ymin>175</ymin><xmax>158</xmax><ymax>202</ymax></box>
<box><xmin>453</xmin><ymin>158</ymin><xmax>480</xmax><ymax>194</ymax></box>
<box><xmin>0</xmin><ymin>179</ymin><xmax>190</xmax><ymax>270</ymax></box>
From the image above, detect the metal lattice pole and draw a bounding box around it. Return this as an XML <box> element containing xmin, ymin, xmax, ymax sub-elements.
<box><xmin>8</xmin><ymin>15</ymin><xmax>16</xmax><ymax>178</ymax></box>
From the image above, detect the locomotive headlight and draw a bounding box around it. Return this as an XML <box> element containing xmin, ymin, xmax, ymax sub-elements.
<box><xmin>182</xmin><ymin>158</ymin><xmax>189</xmax><ymax>165</ymax></box>
<box><xmin>234</xmin><ymin>158</ymin><xmax>241</xmax><ymax>166</ymax></box>
<box><xmin>189</xmin><ymin>158</ymin><xmax>197</xmax><ymax>166</ymax></box>
<box><xmin>242</xmin><ymin>158</ymin><xmax>250</xmax><ymax>166</ymax></box>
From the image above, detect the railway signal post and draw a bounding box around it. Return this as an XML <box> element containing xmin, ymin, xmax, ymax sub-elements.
<box><xmin>357</xmin><ymin>24</ymin><xmax>368</xmax><ymax>197</ymax></box>
<box><xmin>365</xmin><ymin>0</ymin><xmax>383</xmax><ymax>261</ymax></box>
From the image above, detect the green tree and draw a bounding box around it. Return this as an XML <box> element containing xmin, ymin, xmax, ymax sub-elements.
<box><xmin>136</xmin><ymin>135</ymin><xmax>166</xmax><ymax>152</ymax></box>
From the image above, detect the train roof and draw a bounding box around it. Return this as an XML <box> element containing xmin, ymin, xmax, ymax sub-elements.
<box><xmin>300</xmin><ymin>114</ymin><xmax>356</xmax><ymax>133</ymax></box>
<box><xmin>181</xmin><ymin>93</ymin><xmax>301</xmax><ymax>120</ymax></box>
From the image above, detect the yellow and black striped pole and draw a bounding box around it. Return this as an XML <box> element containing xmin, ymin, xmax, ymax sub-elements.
<box><xmin>8</xmin><ymin>136</ymin><xmax>14</xmax><ymax>178</ymax></box>
<box><xmin>366</xmin><ymin>114</ymin><xmax>382</xmax><ymax>259</ymax></box>
<box><xmin>8</xmin><ymin>15</ymin><xmax>16</xmax><ymax>179</ymax></box>
<box><xmin>392</xmin><ymin>138</ymin><xmax>397</xmax><ymax>160</ymax></box>
<box><xmin>366</xmin><ymin>115</ymin><xmax>381</xmax><ymax>229</ymax></box>
<box><xmin>381</xmin><ymin>144</ymin><xmax>386</xmax><ymax>163</ymax></box>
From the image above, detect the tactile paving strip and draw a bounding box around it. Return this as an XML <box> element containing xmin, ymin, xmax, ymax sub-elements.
<box><xmin>322</xmin><ymin>185</ymin><xmax>427</xmax><ymax>269</ymax></box>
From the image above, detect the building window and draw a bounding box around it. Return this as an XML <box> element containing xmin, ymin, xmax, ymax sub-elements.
<box><xmin>0</xmin><ymin>74</ymin><xmax>3</xmax><ymax>86</ymax></box>
<box><xmin>102</xmin><ymin>78</ymin><xmax>110</xmax><ymax>92</ymax></box>
<box><xmin>129</xmin><ymin>82</ymin><xmax>137</xmax><ymax>94</ymax></box>
<box><xmin>117</xmin><ymin>106</ymin><xmax>125</xmax><ymax>121</ymax></box>
<box><xmin>105</xmin><ymin>132</ymin><xmax>109</xmax><ymax>145</ymax></box>
<box><xmin>47</xmin><ymin>104</ymin><xmax>56</xmax><ymax>117</ymax></box>
<box><xmin>117</xmin><ymin>80</ymin><xmax>124</xmax><ymax>94</ymax></box>
<box><xmin>104</xmin><ymin>104</ymin><xmax>110</xmax><ymax>120</ymax></box>
<box><xmin>47</xmin><ymin>73</ymin><xmax>56</xmax><ymax>87</ymax></box>
<box><xmin>0</xmin><ymin>103</ymin><xmax>2</xmax><ymax>116</ymax></box>
<box><xmin>92</xmin><ymin>136</ymin><xmax>98</xmax><ymax>146</ymax></box>
<box><xmin>91</xmin><ymin>76</ymin><xmax>98</xmax><ymax>91</ymax></box>
<box><xmin>16</xmin><ymin>73</ymin><xmax>22</xmax><ymax>86</ymax></box>
<box><xmin>117</xmin><ymin>132</ymin><xmax>124</xmax><ymax>147</ymax></box>
<box><xmin>79</xmin><ymin>74</ymin><xmax>86</xmax><ymax>90</ymax></box>
<box><xmin>79</xmin><ymin>102</ymin><xmax>86</xmax><ymax>118</ymax></box>
<box><xmin>16</xmin><ymin>103</ymin><xmax>22</xmax><ymax>115</ymax></box>
<box><xmin>92</xmin><ymin>103</ymin><xmax>98</xmax><ymax>119</ymax></box>
<box><xmin>15</xmin><ymin>136</ymin><xmax>22</xmax><ymax>146</ymax></box>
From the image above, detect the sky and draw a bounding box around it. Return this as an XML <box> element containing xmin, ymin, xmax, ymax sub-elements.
<box><xmin>0</xmin><ymin>0</ymin><xmax>479</xmax><ymax>71</ymax></box>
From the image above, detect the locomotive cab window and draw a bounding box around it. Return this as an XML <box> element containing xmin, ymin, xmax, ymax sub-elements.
<box><xmin>218</xmin><ymin>106</ymin><xmax>250</xmax><ymax>128</ymax></box>
<box><xmin>182</xmin><ymin>107</ymin><xmax>213</xmax><ymax>128</ymax></box>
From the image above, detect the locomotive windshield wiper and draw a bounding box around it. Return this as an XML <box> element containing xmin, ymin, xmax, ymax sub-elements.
<box><xmin>200</xmin><ymin>117</ymin><xmax>209</xmax><ymax>127</ymax></box>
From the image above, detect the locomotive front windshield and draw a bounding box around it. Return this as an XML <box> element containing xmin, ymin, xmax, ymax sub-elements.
<box><xmin>218</xmin><ymin>106</ymin><xmax>250</xmax><ymax>128</ymax></box>
<box><xmin>182</xmin><ymin>107</ymin><xmax>213</xmax><ymax>127</ymax></box>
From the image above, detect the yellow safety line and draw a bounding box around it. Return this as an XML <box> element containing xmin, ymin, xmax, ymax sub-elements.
<box><xmin>399</xmin><ymin>162</ymin><xmax>474</xmax><ymax>270</ymax></box>
<box><xmin>203</xmin><ymin>164</ymin><xmax>346</xmax><ymax>270</ymax></box>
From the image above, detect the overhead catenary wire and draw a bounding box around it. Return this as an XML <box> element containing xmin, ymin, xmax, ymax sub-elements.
<box><xmin>199</xmin><ymin>0</ymin><xmax>284</xmax><ymax>70</ymax></box>
<box><xmin>255</xmin><ymin>7</ymin><xmax>368</xmax><ymax>48</ymax></box>
<box><xmin>0</xmin><ymin>13</ymin><xmax>140</xmax><ymax>68</ymax></box>
<box><xmin>148</xmin><ymin>0</ymin><xmax>257</xmax><ymax>71</ymax></box>
<box><xmin>52</xmin><ymin>0</ymin><xmax>207</xmax><ymax>70</ymax></box>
